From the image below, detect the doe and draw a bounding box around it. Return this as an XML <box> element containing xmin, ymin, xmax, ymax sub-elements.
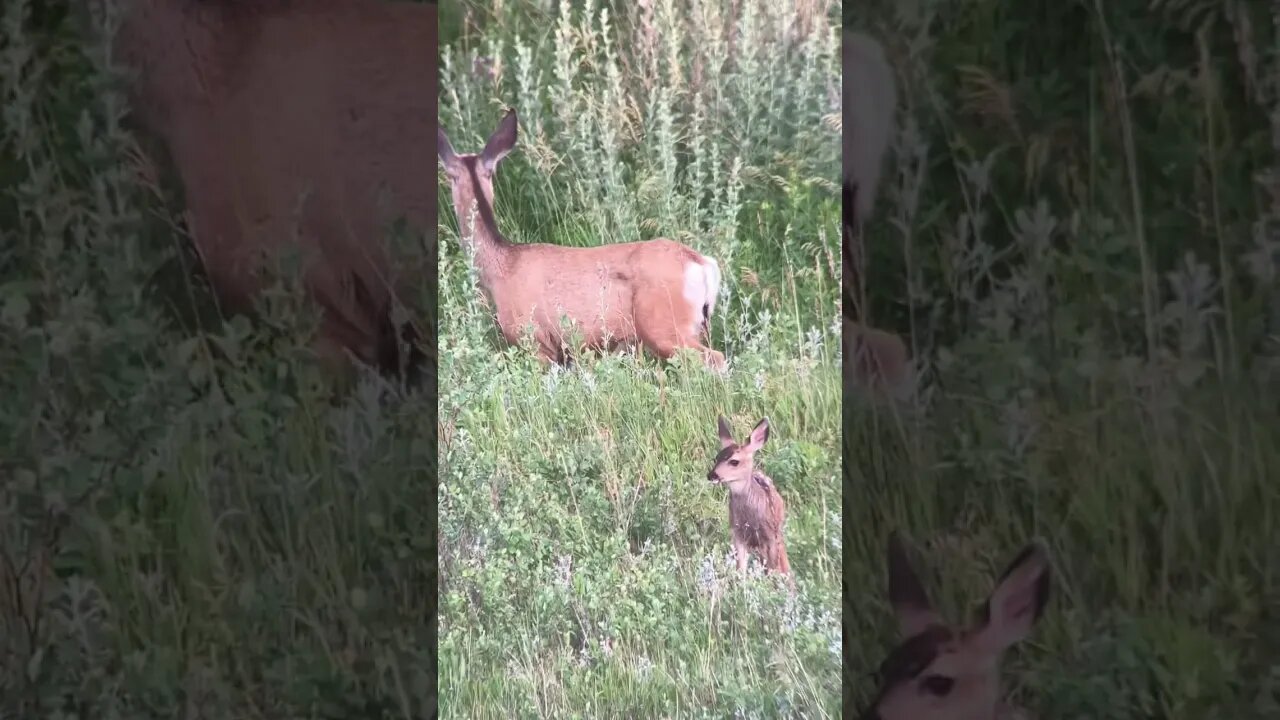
<box><xmin>113</xmin><ymin>0</ymin><xmax>432</xmax><ymax>386</ymax></box>
<box><xmin>438</xmin><ymin>110</ymin><xmax>725</xmax><ymax>369</ymax></box>
<box><xmin>706</xmin><ymin>416</ymin><xmax>792</xmax><ymax>586</ymax></box>
<box><xmin>860</xmin><ymin>533</ymin><xmax>1051</xmax><ymax>720</ymax></box>
<box><xmin>845</xmin><ymin>30</ymin><xmax>911</xmax><ymax>399</ymax></box>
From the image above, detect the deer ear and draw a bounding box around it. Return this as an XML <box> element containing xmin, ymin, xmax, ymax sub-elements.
<box><xmin>481</xmin><ymin>109</ymin><xmax>518</xmax><ymax>171</ymax></box>
<box><xmin>745</xmin><ymin>417</ymin><xmax>770</xmax><ymax>451</ymax></box>
<box><xmin>438</xmin><ymin>128</ymin><xmax>457</xmax><ymax>167</ymax></box>
<box><xmin>974</xmin><ymin>541</ymin><xmax>1051</xmax><ymax>653</ymax></box>
<box><xmin>887</xmin><ymin>532</ymin><xmax>942</xmax><ymax>637</ymax></box>
<box><xmin>717</xmin><ymin>416</ymin><xmax>734</xmax><ymax>448</ymax></box>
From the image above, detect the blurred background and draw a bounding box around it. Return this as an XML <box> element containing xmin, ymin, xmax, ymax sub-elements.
<box><xmin>0</xmin><ymin>2</ymin><xmax>436</xmax><ymax>717</ymax></box>
<box><xmin>845</xmin><ymin>1</ymin><xmax>1279</xmax><ymax>718</ymax></box>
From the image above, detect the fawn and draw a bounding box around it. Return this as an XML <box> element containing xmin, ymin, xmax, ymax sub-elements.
<box><xmin>860</xmin><ymin>533</ymin><xmax>1051</xmax><ymax>720</ymax></box>
<box><xmin>706</xmin><ymin>416</ymin><xmax>793</xmax><ymax>587</ymax></box>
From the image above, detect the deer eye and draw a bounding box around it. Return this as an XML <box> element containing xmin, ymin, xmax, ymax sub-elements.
<box><xmin>728</xmin><ymin>459</ymin><xmax>739</xmax><ymax>466</ymax></box>
<box><xmin>921</xmin><ymin>675</ymin><xmax>954</xmax><ymax>696</ymax></box>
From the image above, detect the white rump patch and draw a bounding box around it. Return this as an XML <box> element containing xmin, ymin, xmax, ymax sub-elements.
<box><xmin>683</xmin><ymin>258</ymin><xmax>721</xmax><ymax>337</ymax></box>
<box><xmin>845</xmin><ymin>31</ymin><xmax>897</xmax><ymax>220</ymax></box>
<box><xmin>701</xmin><ymin>257</ymin><xmax>721</xmax><ymax>321</ymax></box>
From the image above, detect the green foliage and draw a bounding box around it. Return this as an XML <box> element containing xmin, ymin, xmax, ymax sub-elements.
<box><xmin>1</xmin><ymin>2</ymin><xmax>435</xmax><ymax>717</ymax></box>
<box><xmin>438</xmin><ymin>0</ymin><xmax>842</xmax><ymax>716</ymax></box>
<box><xmin>847</xmin><ymin>1</ymin><xmax>1279</xmax><ymax>717</ymax></box>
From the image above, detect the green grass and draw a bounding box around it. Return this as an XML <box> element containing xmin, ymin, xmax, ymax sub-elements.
<box><xmin>438</xmin><ymin>0</ymin><xmax>842</xmax><ymax>716</ymax></box>
<box><xmin>2</xmin><ymin>2</ymin><xmax>436</xmax><ymax>717</ymax></box>
<box><xmin>6</xmin><ymin>0</ymin><xmax>1275</xmax><ymax>718</ymax></box>
<box><xmin>846</xmin><ymin>1</ymin><xmax>1280</xmax><ymax>718</ymax></box>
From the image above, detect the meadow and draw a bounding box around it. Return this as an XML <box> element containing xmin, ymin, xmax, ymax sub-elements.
<box><xmin>437</xmin><ymin>0</ymin><xmax>843</xmax><ymax>717</ymax></box>
<box><xmin>846</xmin><ymin>1</ymin><xmax>1280</xmax><ymax>718</ymax></box>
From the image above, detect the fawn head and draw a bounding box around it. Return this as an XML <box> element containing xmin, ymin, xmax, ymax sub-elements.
<box><xmin>707</xmin><ymin>417</ymin><xmax>770</xmax><ymax>491</ymax></box>
<box><xmin>861</xmin><ymin>533</ymin><xmax>1051</xmax><ymax>720</ymax></box>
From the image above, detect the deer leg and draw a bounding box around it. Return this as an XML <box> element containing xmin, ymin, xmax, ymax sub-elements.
<box><xmin>678</xmin><ymin>314</ymin><xmax>726</xmax><ymax>370</ymax></box>
<box><xmin>530</xmin><ymin>327</ymin><xmax>569</xmax><ymax>366</ymax></box>
<box><xmin>734</xmin><ymin>541</ymin><xmax>749</xmax><ymax>574</ymax></box>
<box><xmin>642</xmin><ymin>337</ymin><xmax>721</xmax><ymax>368</ymax></box>
<box><xmin>660</xmin><ymin>339</ymin><xmax>726</xmax><ymax>370</ymax></box>
<box><xmin>538</xmin><ymin>341</ymin><xmax>567</xmax><ymax>366</ymax></box>
<box><xmin>692</xmin><ymin>312</ymin><xmax>726</xmax><ymax>370</ymax></box>
<box><xmin>633</xmin><ymin>296</ymin><xmax>725</xmax><ymax>370</ymax></box>
<box><xmin>762</xmin><ymin>542</ymin><xmax>796</xmax><ymax>593</ymax></box>
<box><xmin>774</xmin><ymin>543</ymin><xmax>795</xmax><ymax>591</ymax></box>
<box><xmin>632</xmin><ymin>311</ymin><xmax>681</xmax><ymax>362</ymax></box>
<box><xmin>696</xmin><ymin>345</ymin><xmax>726</xmax><ymax>371</ymax></box>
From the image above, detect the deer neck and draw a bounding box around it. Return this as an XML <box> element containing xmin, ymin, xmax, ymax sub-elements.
<box><xmin>453</xmin><ymin>190</ymin><xmax>512</xmax><ymax>291</ymax></box>
<box><xmin>729</xmin><ymin>471</ymin><xmax>768</xmax><ymax>499</ymax></box>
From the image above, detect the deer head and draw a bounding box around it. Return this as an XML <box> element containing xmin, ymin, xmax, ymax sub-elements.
<box><xmin>707</xmin><ymin>416</ymin><xmax>770</xmax><ymax>491</ymax></box>
<box><xmin>861</xmin><ymin>533</ymin><xmax>1051</xmax><ymax>720</ymax></box>
<box><xmin>437</xmin><ymin>110</ymin><xmax>517</xmax><ymax>247</ymax></box>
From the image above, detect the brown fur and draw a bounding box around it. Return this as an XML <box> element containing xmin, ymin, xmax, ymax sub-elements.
<box><xmin>846</xmin><ymin>320</ymin><xmax>912</xmax><ymax>398</ymax></box>
<box><xmin>844</xmin><ymin>30</ymin><xmax>910</xmax><ymax>400</ymax></box>
<box><xmin>707</xmin><ymin>417</ymin><xmax>792</xmax><ymax>586</ymax></box>
<box><xmin>112</xmin><ymin>0</ymin><xmax>431</xmax><ymax>384</ymax></box>
<box><xmin>859</xmin><ymin>533</ymin><xmax>1050</xmax><ymax>720</ymax></box>
<box><xmin>438</xmin><ymin>111</ymin><xmax>725</xmax><ymax>369</ymax></box>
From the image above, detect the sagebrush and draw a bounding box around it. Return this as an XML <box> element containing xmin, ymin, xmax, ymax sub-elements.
<box><xmin>846</xmin><ymin>1</ymin><xmax>1279</xmax><ymax>717</ymax></box>
<box><xmin>438</xmin><ymin>0</ymin><xmax>843</xmax><ymax>717</ymax></box>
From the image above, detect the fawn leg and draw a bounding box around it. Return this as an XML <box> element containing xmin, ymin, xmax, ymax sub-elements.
<box><xmin>778</xmin><ymin>547</ymin><xmax>796</xmax><ymax>592</ymax></box>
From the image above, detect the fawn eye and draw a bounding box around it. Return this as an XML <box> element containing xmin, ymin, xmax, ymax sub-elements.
<box><xmin>921</xmin><ymin>675</ymin><xmax>954</xmax><ymax>696</ymax></box>
<box><xmin>728</xmin><ymin>459</ymin><xmax>739</xmax><ymax>466</ymax></box>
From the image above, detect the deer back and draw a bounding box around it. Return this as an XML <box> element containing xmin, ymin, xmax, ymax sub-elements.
<box><xmin>498</xmin><ymin>240</ymin><xmax>710</xmax><ymax>344</ymax></box>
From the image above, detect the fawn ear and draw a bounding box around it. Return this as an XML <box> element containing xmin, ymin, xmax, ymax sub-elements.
<box><xmin>974</xmin><ymin>540</ymin><xmax>1051</xmax><ymax>653</ymax></box>
<box><xmin>481</xmin><ymin>109</ymin><xmax>518</xmax><ymax>171</ymax></box>
<box><xmin>438</xmin><ymin>128</ymin><xmax>458</xmax><ymax>168</ymax></box>
<box><xmin>744</xmin><ymin>417</ymin><xmax>770</xmax><ymax>452</ymax></box>
<box><xmin>887</xmin><ymin>532</ymin><xmax>942</xmax><ymax>637</ymax></box>
<box><xmin>717</xmin><ymin>416</ymin><xmax>734</xmax><ymax>448</ymax></box>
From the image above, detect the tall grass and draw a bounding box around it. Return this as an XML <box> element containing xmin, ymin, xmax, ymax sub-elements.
<box><xmin>438</xmin><ymin>0</ymin><xmax>842</xmax><ymax>716</ymax></box>
<box><xmin>846</xmin><ymin>1</ymin><xmax>1279</xmax><ymax>717</ymax></box>
<box><xmin>1</xmin><ymin>2</ymin><xmax>435</xmax><ymax>717</ymax></box>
